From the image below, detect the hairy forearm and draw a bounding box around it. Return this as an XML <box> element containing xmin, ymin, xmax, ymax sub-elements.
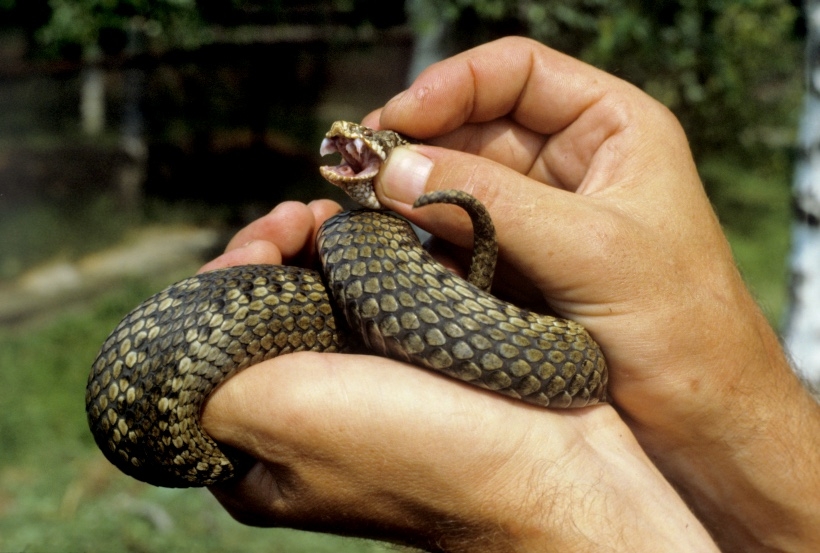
<box><xmin>637</xmin><ymin>299</ymin><xmax>820</xmax><ymax>552</ymax></box>
<box><xmin>430</xmin><ymin>411</ymin><xmax>719</xmax><ymax>553</ymax></box>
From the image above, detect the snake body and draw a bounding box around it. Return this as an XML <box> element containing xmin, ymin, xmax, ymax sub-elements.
<box><xmin>86</xmin><ymin>121</ymin><xmax>608</xmax><ymax>488</ymax></box>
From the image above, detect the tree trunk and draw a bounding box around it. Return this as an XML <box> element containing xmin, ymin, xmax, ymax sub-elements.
<box><xmin>80</xmin><ymin>62</ymin><xmax>105</xmax><ymax>135</ymax></box>
<box><xmin>117</xmin><ymin>21</ymin><xmax>147</xmax><ymax>210</ymax></box>
<box><xmin>783</xmin><ymin>0</ymin><xmax>820</xmax><ymax>389</ymax></box>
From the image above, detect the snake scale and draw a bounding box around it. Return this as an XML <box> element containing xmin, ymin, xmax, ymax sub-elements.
<box><xmin>86</xmin><ymin>121</ymin><xmax>608</xmax><ymax>488</ymax></box>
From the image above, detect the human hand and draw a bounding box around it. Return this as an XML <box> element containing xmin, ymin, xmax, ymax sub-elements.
<box><xmin>361</xmin><ymin>36</ymin><xmax>820</xmax><ymax>551</ymax></box>
<box><xmin>199</xmin><ymin>198</ymin><xmax>716</xmax><ymax>552</ymax></box>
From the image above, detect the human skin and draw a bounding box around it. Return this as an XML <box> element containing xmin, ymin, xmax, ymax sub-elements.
<box><xmin>200</xmin><ymin>37</ymin><xmax>820</xmax><ymax>552</ymax></box>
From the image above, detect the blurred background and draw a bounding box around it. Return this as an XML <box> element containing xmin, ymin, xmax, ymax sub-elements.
<box><xmin>0</xmin><ymin>1</ymin><xmax>805</xmax><ymax>551</ymax></box>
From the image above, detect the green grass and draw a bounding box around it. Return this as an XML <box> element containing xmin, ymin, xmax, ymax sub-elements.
<box><xmin>0</xmin><ymin>193</ymin><xmax>231</xmax><ymax>282</ymax></box>
<box><xmin>0</xmin><ymin>195</ymin><xmax>131</xmax><ymax>281</ymax></box>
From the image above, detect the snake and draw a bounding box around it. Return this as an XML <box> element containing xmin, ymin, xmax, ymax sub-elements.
<box><xmin>86</xmin><ymin>121</ymin><xmax>608</xmax><ymax>489</ymax></box>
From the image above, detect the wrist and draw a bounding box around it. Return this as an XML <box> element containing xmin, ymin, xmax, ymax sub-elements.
<box><xmin>634</xmin><ymin>300</ymin><xmax>820</xmax><ymax>552</ymax></box>
<box><xmin>438</xmin><ymin>406</ymin><xmax>717</xmax><ymax>553</ymax></box>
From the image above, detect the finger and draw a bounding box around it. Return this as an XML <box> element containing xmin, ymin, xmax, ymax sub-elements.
<box><xmin>201</xmin><ymin>352</ymin><xmax>514</xmax><ymax>526</ymax></box>
<box><xmin>368</xmin><ymin>110</ymin><xmax>548</xmax><ymax>184</ymax></box>
<box><xmin>200</xmin><ymin>200</ymin><xmax>342</xmax><ymax>274</ymax></box>
<box><xmin>361</xmin><ymin>109</ymin><xmax>382</xmax><ymax>129</ymax></box>
<box><xmin>379</xmin><ymin>36</ymin><xmax>680</xmax><ymax>192</ymax></box>
<box><xmin>305</xmin><ymin>198</ymin><xmax>345</xmax><ymax>240</ymax></box>
<box><xmin>224</xmin><ymin>201</ymin><xmax>326</xmax><ymax>257</ymax></box>
<box><xmin>198</xmin><ymin>240</ymin><xmax>285</xmax><ymax>273</ymax></box>
<box><xmin>380</xmin><ymin>36</ymin><xmax>631</xmax><ymax>138</ymax></box>
<box><xmin>375</xmin><ymin>145</ymin><xmax>618</xmax><ymax>309</ymax></box>
<box><xmin>209</xmin><ymin>462</ymin><xmax>288</xmax><ymax>528</ymax></box>
<box><xmin>202</xmin><ymin>352</ymin><xmax>497</xmax><ymax>455</ymax></box>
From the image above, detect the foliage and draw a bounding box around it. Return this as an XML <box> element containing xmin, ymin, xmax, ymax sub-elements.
<box><xmin>410</xmin><ymin>0</ymin><xmax>803</xmax><ymax>166</ymax></box>
<box><xmin>4</xmin><ymin>0</ymin><xmax>803</xmax><ymax>165</ymax></box>
<box><xmin>37</xmin><ymin>0</ymin><xmax>206</xmax><ymax>57</ymax></box>
<box><xmin>700</xmin><ymin>153</ymin><xmax>790</xmax><ymax>320</ymax></box>
<box><xmin>14</xmin><ymin>1</ymin><xmax>407</xmax><ymax>57</ymax></box>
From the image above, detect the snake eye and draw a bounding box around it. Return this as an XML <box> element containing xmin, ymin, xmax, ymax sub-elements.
<box><xmin>362</xmin><ymin>128</ymin><xmax>373</xmax><ymax>137</ymax></box>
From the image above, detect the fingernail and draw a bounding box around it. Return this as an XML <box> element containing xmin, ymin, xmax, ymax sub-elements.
<box><xmin>380</xmin><ymin>147</ymin><xmax>433</xmax><ymax>206</ymax></box>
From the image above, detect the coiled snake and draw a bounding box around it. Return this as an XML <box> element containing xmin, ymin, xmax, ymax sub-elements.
<box><xmin>86</xmin><ymin>121</ymin><xmax>608</xmax><ymax>488</ymax></box>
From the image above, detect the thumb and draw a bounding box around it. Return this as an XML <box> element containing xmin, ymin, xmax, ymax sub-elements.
<box><xmin>375</xmin><ymin>144</ymin><xmax>614</xmax><ymax>314</ymax></box>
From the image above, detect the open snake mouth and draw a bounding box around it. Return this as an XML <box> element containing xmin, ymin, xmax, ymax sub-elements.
<box><xmin>319</xmin><ymin>135</ymin><xmax>383</xmax><ymax>183</ymax></box>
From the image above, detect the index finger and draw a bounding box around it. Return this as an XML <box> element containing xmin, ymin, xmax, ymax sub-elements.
<box><xmin>377</xmin><ymin>37</ymin><xmax>674</xmax><ymax>192</ymax></box>
<box><xmin>379</xmin><ymin>36</ymin><xmax>634</xmax><ymax>138</ymax></box>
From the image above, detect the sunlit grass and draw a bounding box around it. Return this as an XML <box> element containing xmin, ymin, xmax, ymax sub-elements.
<box><xmin>0</xmin><ymin>193</ymin><xmax>230</xmax><ymax>282</ymax></box>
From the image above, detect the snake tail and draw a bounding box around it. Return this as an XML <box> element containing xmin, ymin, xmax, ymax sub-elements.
<box><xmin>413</xmin><ymin>189</ymin><xmax>498</xmax><ymax>294</ymax></box>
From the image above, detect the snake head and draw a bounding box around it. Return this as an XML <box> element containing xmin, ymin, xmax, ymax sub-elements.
<box><xmin>319</xmin><ymin>120</ymin><xmax>408</xmax><ymax>209</ymax></box>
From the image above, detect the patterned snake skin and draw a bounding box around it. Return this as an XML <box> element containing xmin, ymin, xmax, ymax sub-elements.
<box><xmin>86</xmin><ymin>121</ymin><xmax>608</xmax><ymax>488</ymax></box>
